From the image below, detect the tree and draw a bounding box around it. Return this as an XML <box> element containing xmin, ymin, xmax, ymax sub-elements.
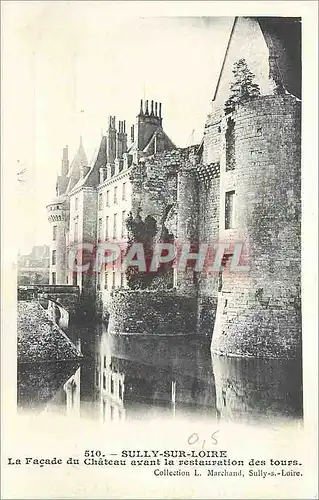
<box><xmin>224</xmin><ymin>59</ymin><xmax>261</xmax><ymax>114</ymax></box>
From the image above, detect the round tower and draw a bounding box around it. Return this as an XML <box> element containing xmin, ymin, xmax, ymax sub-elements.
<box><xmin>211</xmin><ymin>95</ymin><xmax>301</xmax><ymax>358</ymax></box>
<box><xmin>46</xmin><ymin>194</ymin><xmax>70</xmax><ymax>284</ymax></box>
<box><xmin>175</xmin><ymin>152</ymin><xmax>199</xmax><ymax>295</ymax></box>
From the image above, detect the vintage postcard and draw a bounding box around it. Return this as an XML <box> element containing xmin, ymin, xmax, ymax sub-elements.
<box><xmin>1</xmin><ymin>1</ymin><xmax>318</xmax><ymax>499</ymax></box>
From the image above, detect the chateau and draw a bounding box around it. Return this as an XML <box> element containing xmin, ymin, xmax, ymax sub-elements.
<box><xmin>46</xmin><ymin>17</ymin><xmax>301</xmax><ymax>359</ymax></box>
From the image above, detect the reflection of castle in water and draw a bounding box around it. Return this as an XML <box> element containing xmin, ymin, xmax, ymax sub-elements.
<box><xmin>18</xmin><ymin>326</ymin><xmax>302</xmax><ymax>425</ymax></box>
<box><xmin>212</xmin><ymin>356</ymin><xmax>303</xmax><ymax>423</ymax></box>
<box><xmin>94</xmin><ymin>331</ymin><xmax>126</xmax><ymax>423</ymax></box>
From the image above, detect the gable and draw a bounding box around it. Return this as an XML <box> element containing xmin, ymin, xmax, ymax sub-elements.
<box><xmin>213</xmin><ymin>17</ymin><xmax>273</xmax><ymax>109</ymax></box>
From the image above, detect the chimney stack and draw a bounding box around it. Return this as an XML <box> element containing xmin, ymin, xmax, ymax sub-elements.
<box><xmin>107</xmin><ymin>116</ymin><xmax>117</xmax><ymax>164</ymax></box>
<box><xmin>61</xmin><ymin>145</ymin><xmax>69</xmax><ymax>176</ymax></box>
<box><xmin>150</xmin><ymin>100</ymin><xmax>154</xmax><ymax>116</ymax></box>
<box><xmin>116</xmin><ymin>118</ymin><xmax>128</xmax><ymax>159</ymax></box>
<box><xmin>155</xmin><ymin>102</ymin><xmax>158</xmax><ymax>117</ymax></box>
<box><xmin>139</xmin><ymin>99</ymin><xmax>144</xmax><ymax>115</ymax></box>
<box><xmin>145</xmin><ymin>100</ymin><xmax>149</xmax><ymax>116</ymax></box>
<box><xmin>131</xmin><ymin>125</ymin><xmax>135</xmax><ymax>142</ymax></box>
<box><xmin>159</xmin><ymin>102</ymin><xmax>162</xmax><ymax>119</ymax></box>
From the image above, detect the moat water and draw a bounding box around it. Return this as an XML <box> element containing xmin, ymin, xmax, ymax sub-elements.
<box><xmin>17</xmin><ymin>323</ymin><xmax>303</xmax><ymax>426</ymax></box>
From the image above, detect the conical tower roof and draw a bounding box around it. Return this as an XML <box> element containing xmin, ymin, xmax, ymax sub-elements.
<box><xmin>66</xmin><ymin>137</ymin><xmax>89</xmax><ymax>193</ymax></box>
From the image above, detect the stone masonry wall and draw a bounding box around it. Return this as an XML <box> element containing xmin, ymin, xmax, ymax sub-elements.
<box><xmin>129</xmin><ymin>150</ymin><xmax>180</xmax><ymax>225</ymax></box>
<box><xmin>107</xmin><ymin>290</ymin><xmax>198</xmax><ymax>335</ymax></box>
<box><xmin>212</xmin><ymin>95</ymin><xmax>301</xmax><ymax>358</ymax></box>
<box><xmin>196</xmin><ymin>176</ymin><xmax>220</xmax><ymax>336</ymax></box>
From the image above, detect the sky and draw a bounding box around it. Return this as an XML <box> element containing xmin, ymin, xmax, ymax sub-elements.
<box><xmin>2</xmin><ymin>2</ymin><xmax>234</xmax><ymax>253</ymax></box>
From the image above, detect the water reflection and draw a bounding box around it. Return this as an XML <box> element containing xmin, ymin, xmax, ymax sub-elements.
<box><xmin>17</xmin><ymin>324</ymin><xmax>303</xmax><ymax>425</ymax></box>
<box><xmin>212</xmin><ymin>355</ymin><xmax>303</xmax><ymax>424</ymax></box>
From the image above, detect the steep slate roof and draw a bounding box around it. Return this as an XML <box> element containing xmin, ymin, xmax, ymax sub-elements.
<box><xmin>65</xmin><ymin>137</ymin><xmax>89</xmax><ymax>194</ymax></box>
<box><xmin>127</xmin><ymin>125</ymin><xmax>176</xmax><ymax>156</ymax></box>
<box><xmin>69</xmin><ymin>136</ymin><xmax>107</xmax><ymax>193</ymax></box>
<box><xmin>142</xmin><ymin>127</ymin><xmax>176</xmax><ymax>154</ymax></box>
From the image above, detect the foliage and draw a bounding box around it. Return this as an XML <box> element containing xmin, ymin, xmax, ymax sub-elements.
<box><xmin>225</xmin><ymin>58</ymin><xmax>261</xmax><ymax>114</ymax></box>
<box><xmin>125</xmin><ymin>211</ymin><xmax>175</xmax><ymax>290</ymax></box>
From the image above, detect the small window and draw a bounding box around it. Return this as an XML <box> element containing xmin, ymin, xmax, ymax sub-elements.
<box><xmin>97</xmin><ymin>271</ymin><xmax>102</xmax><ymax>290</ymax></box>
<box><xmin>103</xmin><ymin>374</ymin><xmax>106</xmax><ymax>390</ymax></box>
<box><xmin>106</xmin><ymin>190</ymin><xmax>110</xmax><ymax>207</ymax></box>
<box><xmin>98</xmin><ymin>218</ymin><xmax>103</xmax><ymax>242</ymax></box>
<box><xmin>114</xmin><ymin>186</ymin><xmax>118</xmax><ymax>204</ymax></box>
<box><xmin>121</xmin><ymin>211</ymin><xmax>126</xmax><ymax>238</ymax></box>
<box><xmin>74</xmin><ymin>222</ymin><xmax>78</xmax><ymax>243</ymax></box>
<box><xmin>72</xmin><ymin>271</ymin><xmax>77</xmax><ymax>286</ymax></box>
<box><xmin>98</xmin><ymin>193</ymin><xmax>103</xmax><ymax>210</ymax></box>
<box><xmin>225</xmin><ymin>118</ymin><xmax>235</xmax><ymax>171</ymax></box>
<box><xmin>120</xmin><ymin>272</ymin><xmax>124</xmax><ymax>288</ymax></box>
<box><xmin>53</xmin><ymin>226</ymin><xmax>57</xmax><ymax>241</ymax></box>
<box><xmin>75</xmin><ymin>197</ymin><xmax>78</xmax><ymax>210</ymax></box>
<box><xmin>118</xmin><ymin>380</ymin><xmax>122</xmax><ymax>399</ymax></box>
<box><xmin>225</xmin><ymin>190</ymin><xmax>235</xmax><ymax>230</ymax></box>
<box><xmin>113</xmin><ymin>213</ymin><xmax>117</xmax><ymax>239</ymax></box>
<box><xmin>105</xmin><ymin>216</ymin><xmax>109</xmax><ymax>239</ymax></box>
<box><xmin>104</xmin><ymin>271</ymin><xmax>108</xmax><ymax>289</ymax></box>
<box><xmin>112</xmin><ymin>272</ymin><xmax>116</xmax><ymax>289</ymax></box>
<box><xmin>103</xmin><ymin>356</ymin><xmax>107</xmax><ymax>369</ymax></box>
<box><xmin>51</xmin><ymin>272</ymin><xmax>56</xmax><ymax>285</ymax></box>
<box><xmin>122</xmin><ymin>182</ymin><xmax>126</xmax><ymax>201</ymax></box>
<box><xmin>51</xmin><ymin>250</ymin><xmax>56</xmax><ymax>265</ymax></box>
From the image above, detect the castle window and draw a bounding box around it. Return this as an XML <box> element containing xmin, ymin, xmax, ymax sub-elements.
<box><xmin>122</xmin><ymin>182</ymin><xmax>126</xmax><ymax>201</ymax></box>
<box><xmin>73</xmin><ymin>271</ymin><xmax>77</xmax><ymax>286</ymax></box>
<box><xmin>113</xmin><ymin>213</ymin><xmax>117</xmax><ymax>239</ymax></box>
<box><xmin>104</xmin><ymin>271</ymin><xmax>108</xmax><ymax>290</ymax></box>
<box><xmin>105</xmin><ymin>216</ymin><xmax>109</xmax><ymax>239</ymax></box>
<box><xmin>51</xmin><ymin>272</ymin><xmax>56</xmax><ymax>285</ymax></box>
<box><xmin>121</xmin><ymin>211</ymin><xmax>126</xmax><ymax>238</ymax></box>
<box><xmin>225</xmin><ymin>118</ymin><xmax>235</xmax><ymax>171</ymax></box>
<box><xmin>53</xmin><ymin>226</ymin><xmax>57</xmax><ymax>241</ymax></box>
<box><xmin>225</xmin><ymin>190</ymin><xmax>235</xmax><ymax>229</ymax></box>
<box><xmin>75</xmin><ymin>197</ymin><xmax>78</xmax><ymax>211</ymax></box>
<box><xmin>106</xmin><ymin>190</ymin><xmax>110</xmax><ymax>207</ymax></box>
<box><xmin>104</xmin><ymin>356</ymin><xmax>107</xmax><ymax>369</ymax></box>
<box><xmin>98</xmin><ymin>193</ymin><xmax>103</xmax><ymax>210</ymax></box>
<box><xmin>103</xmin><ymin>374</ymin><xmax>106</xmax><ymax>390</ymax></box>
<box><xmin>74</xmin><ymin>222</ymin><xmax>78</xmax><ymax>243</ymax></box>
<box><xmin>114</xmin><ymin>186</ymin><xmax>118</xmax><ymax>204</ymax></box>
<box><xmin>98</xmin><ymin>218</ymin><xmax>103</xmax><ymax>242</ymax></box>
<box><xmin>112</xmin><ymin>272</ymin><xmax>116</xmax><ymax>289</ymax></box>
<box><xmin>120</xmin><ymin>272</ymin><xmax>125</xmax><ymax>288</ymax></box>
<box><xmin>51</xmin><ymin>250</ymin><xmax>56</xmax><ymax>265</ymax></box>
<box><xmin>97</xmin><ymin>271</ymin><xmax>102</xmax><ymax>290</ymax></box>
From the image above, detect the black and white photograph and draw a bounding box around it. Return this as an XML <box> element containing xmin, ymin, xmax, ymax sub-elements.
<box><xmin>1</xmin><ymin>2</ymin><xmax>318</xmax><ymax>499</ymax></box>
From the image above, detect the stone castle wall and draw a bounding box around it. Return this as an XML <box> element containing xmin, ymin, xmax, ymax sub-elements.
<box><xmin>107</xmin><ymin>290</ymin><xmax>198</xmax><ymax>335</ymax></box>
